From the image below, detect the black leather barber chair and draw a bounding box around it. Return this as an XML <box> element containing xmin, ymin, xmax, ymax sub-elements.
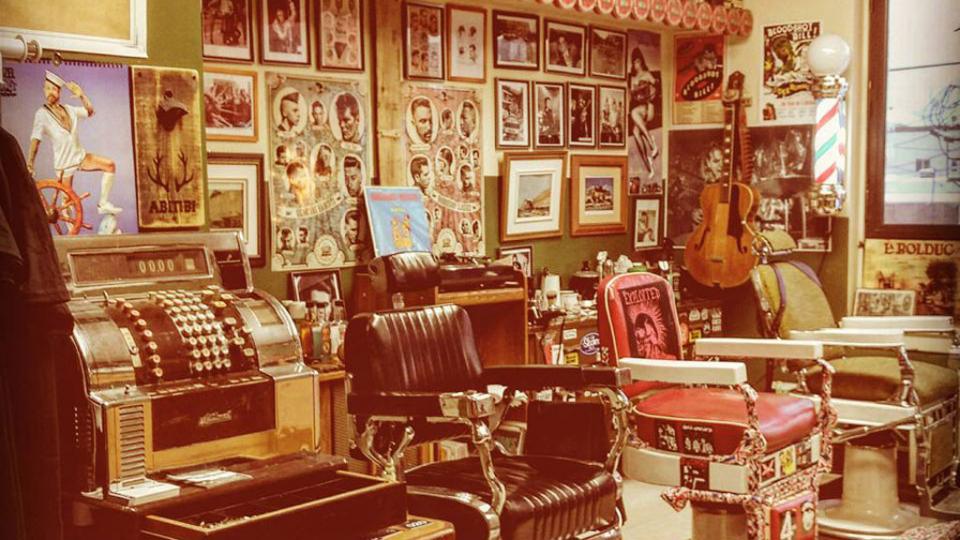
<box><xmin>345</xmin><ymin>252</ymin><xmax>632</xmax><ymax>540</ymax></box>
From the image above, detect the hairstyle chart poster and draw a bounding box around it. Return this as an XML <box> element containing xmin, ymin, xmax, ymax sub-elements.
<box><xmin>0</xmin><ymin>61</ymin><xmax>138</xmax><ymax>235</ymax></box>
<box><xmin>266</xmin><ymin>72</ymin><xmax>371</xmax><ymax>270</ymax></box>
<box><xmin>673</xmin><ymin>34</ymin><xmax>724</xmax><ymax>125</ymax></box>
<box><xmin>627</xmin><ymin>29</ymin><xmax>664</xmax><ymax>196</ymax></box>
<box><xmin>760</xmin><ymin>21</ymin><xmax>820</xmax><ymax>124</ymax></box>
<box><xmin>402</xmin><ymin>84</ymin><xmax>484</xmax><ymax>256</ymax></box>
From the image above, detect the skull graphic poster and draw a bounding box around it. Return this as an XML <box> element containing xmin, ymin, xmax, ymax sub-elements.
<box><xmin>266</xmin><ymin>73</ymin><xmax>371</xmax><ymax>270</ymax></box>
<box><xmin>131</xmin><ymin>66</ymin><xmax>205</xmax><ymax>229</ymax></box>
<box><xmin>402</xmin><ymin>85</ymin><xmax>484</xmax><ymax>256</ymax></box>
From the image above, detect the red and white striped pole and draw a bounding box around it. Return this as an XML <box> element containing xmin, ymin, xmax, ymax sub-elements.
<box><xmin>806</xmin><ymin>34</ymin><xmax>851</xmax><ymax>216</ymax></box>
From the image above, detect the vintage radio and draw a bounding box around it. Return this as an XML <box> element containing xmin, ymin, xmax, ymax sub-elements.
<box><xmin>53</xmin><ymin>233</ymin><xmax>422</xmax><ymax>539</ymax></box>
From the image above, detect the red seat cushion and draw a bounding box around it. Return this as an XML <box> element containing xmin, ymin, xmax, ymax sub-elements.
<box><xmin>635</xmin><ymin>388</ymin><xmax>818</xmax><ymax>455</ymax></box>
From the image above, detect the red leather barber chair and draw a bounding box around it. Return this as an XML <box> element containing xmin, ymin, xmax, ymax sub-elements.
<box><xmin>598</xmin><ymin>272</ymin><xmax>836</xmax><ymax>540</ymax></box>
<box><xmin>345</xmin><ymin>252</ymin><xmax>632</xmax><ymax>540</ymax></box>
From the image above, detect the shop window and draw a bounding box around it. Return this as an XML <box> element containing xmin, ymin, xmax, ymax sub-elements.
<box><xmin>866</xmin><ymin>0</ymin><xmax>960</xmax><ymax>239</ymax></box>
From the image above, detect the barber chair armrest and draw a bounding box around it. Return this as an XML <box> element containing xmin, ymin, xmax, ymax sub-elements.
<box><xmin>348</xmin><ymin>391</ymin><xmax>496</xmax><ymax>420</ymax></box>
<box><xmin>619</xmin><ymin>358</ymin><xmax>747</xmax><ymax>386</ymax></box>
<box><xmin>840</xmin><ymin>315</ymin><xmax>954</xmax><ymax>333</ymax></box>
<box><xmin>694</xmin><ymin>338</ymin><xmax>824</xmax><ymax>360</ymax></box>
<box><xmin>481</xmin><ymin>365</ymin><xmax>631</xmax><ymax>390</ymax></box>
<box><xmin>789</xmin><ymin>328</ymin><xmax>904</xmax><ymax>348</ymax></box>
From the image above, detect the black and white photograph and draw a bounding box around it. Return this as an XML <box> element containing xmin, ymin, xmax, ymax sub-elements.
<box><xmin>207</xmin><ymin>153</ymin><xmax>265</xmax><ymax>265</ymax></box>
<box><xmin>493</xmin><ymin>11</ymin><xmax>539</xmax><ymax>70</ymax></box>
<box><xmin>568</xmin><ymin>83</ymin><xmax>596</xmax><ymax>147</ymax></box>
<box><xmin>289</xmin><ymin>269</ymin><xmax>344</xmax><ymax>312</ymax></box>
<box><xmin>666</xmin><ymin>128</ymin><xmax>722</xmax><ymax>246</ymax></box>
<box><xmin>447</xmin><ymin>4</ymin><xmax>486</xmax><ymax>82</ymax></box>
<box><xmin>853</xmin><ymin>288</ymin><xmax>917</xmax><ymax>317</ymax></box>
<box><xmin>495</xmin><ymin>79</ymin><xmax>530</xmax><ymax>149</ymax></box>
<box><xmin>203</xmin><ymin>68</ymin><xmax>258</xmax><ymax>141</ymax></box>
<box><xmin>497</xmin><ymin>245</ymin><xmax>534</xmax><ymax>278</ymax></box>
<box><xmin>589</xmin><ymin>26</ymin><xmax>627</xmax><ymax>79</ymax></box>
<box><xmin>598</xmin><ymin>85</ymin><xmax>626</xmax><ymax>148</ymax></box>
<box><xmin>260</xmin><ymin>0</ymin><xmax>310</xmax><ymax>65</ymax></box>
<box><xmin>404</xmin><ymin>2</ymin><xmax>445</xmax><ymax>80</ymax></box>
<box><xmin>534</xmin><ymin>82</ymin><xmax>564</xmax><ymax>149</ymax></box>
<box><xmin>318</xmin><ymin>0</ymin><xmax>364</xmax><ymax>71</ymax></box>
<box><xmin>545</xmin><ymin>20</ymin><xmax>587</xmax><ymax>76</ymax></box>
<box><xmin>202</xmin><ymin>0</ymin><xmax>254</xmax><ymax>62</ymax></box>
<box><xmin>633</xmin><ymin>197</ymin><xmax>661</xmax><ymax>250</ymax></box>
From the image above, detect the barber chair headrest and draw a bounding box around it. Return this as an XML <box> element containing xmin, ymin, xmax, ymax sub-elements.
<box><xmin>369</xmin><ymin>252</ymin><xmax>440</xmax><ymax>294</ymax></box>
<box><xmin>756</xmin><ymin>230</ymin><xmax>797</xmax><ymax>261</ymax></box>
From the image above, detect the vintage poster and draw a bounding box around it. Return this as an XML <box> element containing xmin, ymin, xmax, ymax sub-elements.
<box><xmin>266</xmin><ymin>73</ymin><xmax>371</xmax><ymax>270</ymax></box>
<box><xmin>673</xmin><ymin>34</ymin><xmax>724</xmax><ymax>125</ymax></box>
<box><xmin>0</xmin><ymin>61</ymin><xmax>139</xmax><ymax>235</ymax></box>
<box><xmin>760</xmin><ymin>21</ymin><xmax>820</xmax><ymax>124</ymax></box>
<box><xmin>616</xmin><ymin>279</ymin><xmax>680</xmax><ymax>359</ymax></box>
<box><xmin>364</xmin><ymin>186</ymin><xmax>432</xmax><ymax>256</ymax></box>
<box><xmin>402</xmin><ymin>84</ymin><xmax>483</xmax><ymax>256</ymax></box>
<box><xmin>863</xmin><ymin>239</ymin><xmax>960</xmax><ymax>319</ymax></box>
<box><xmin>667</xmin><ymin>126</ymin><xmax>831</xmax><ymax>251</ymax></box>
<box><xmin>627</xmin><ymin>29</ymin><xmax>664</xmax><ymax>195</ymax></box>
<box><xmin>131</xmin><ymin>66</ymin><xmax>205</xmax><ymax>229</ymax></box>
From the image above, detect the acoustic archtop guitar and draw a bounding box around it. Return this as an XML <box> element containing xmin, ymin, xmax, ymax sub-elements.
<box><xmin>684</xmin><ymin>71</ymin><xmax>760</xmax><ymax>289</ymax></box>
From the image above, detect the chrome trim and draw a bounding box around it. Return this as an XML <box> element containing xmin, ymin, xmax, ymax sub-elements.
<box><xmin>594</xmin><ymin>386</ymin><xmax>631</xmax><ymax>475</ymax></box>
<box><xmin>406</xmin><ymin>486</ymin><xmax>501</xmax><ymax>540</ymax></box>
<box><xmin>358</xmin><ymin>419</ymin><xmax>414</xmax><ymax>482</ymax></box>
<box><xmin>469</xmin><ymin>418</ymin><xmax>507</xmax><ymax>514</ymax></box>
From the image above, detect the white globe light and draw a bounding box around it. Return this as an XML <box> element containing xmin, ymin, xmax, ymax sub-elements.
<box><xmin>806</xmin><ymin>34</ymin><xmax>851</xmax><ymax>77</ymax></box>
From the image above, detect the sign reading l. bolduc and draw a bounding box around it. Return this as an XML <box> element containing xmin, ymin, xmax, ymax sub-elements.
<box><xmin>863</xmin><ymin>239</ymin><xmax>960</xmax><ymax>319</ymax></box>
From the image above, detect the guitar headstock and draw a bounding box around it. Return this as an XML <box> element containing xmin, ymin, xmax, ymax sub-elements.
<box><xmin>724</xmin><ymin>71</ymin><xmax>745</xmax><ymax>102</ymax></box>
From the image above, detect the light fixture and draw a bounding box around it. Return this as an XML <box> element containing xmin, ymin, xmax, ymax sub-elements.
<box><xmin>805</xmin><ymin>33</ymin><xmax>851</xmax><ymax>216</ymax></box>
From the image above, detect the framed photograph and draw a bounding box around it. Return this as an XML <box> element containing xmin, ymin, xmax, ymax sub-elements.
<box><xmin>534</xmin><ymin>82</ymin><xmax>565</xmax><ymax>149</ymax></box>
<box><xmin>568</xmin><ymin>83</ymin><xmax>596</xmax><ymax>148</ymax></box>
<box><xmin>633</xmin><ymin>197</ymin><xmax>662</xmax><ymax>250</ymax></box>
<box><xmin>203</xmin><ymin>0</ymin><xmax>254</xmax><ymax>62</ymax></box>
<box><xmin>497</xmin><ymin>245</ymin><xmax>534</xmax><ymax>278</ymax></box>
<box><xmin>403</xmin><ymin>2</ymin><xmax>445</xmax><ymax>80</ymax></box>
<box><xmin>598</xmin><ymin>85</ymin><xmax>626</xmax><ymax>148</ymax></box>
<box><xmin>203</xmin><ymin>68</ymin><xmax>258</xmax><ymax>142</ymax></box>
<box><xmin>288</xmin><ymin>269</ymin><xmax>343</xmax><ymax>315</ymax></box>
<box><xmin>495</xmin><ymin>79</ymin><xmax>531</xmax><ymax>149</ymax></box>
<box><xmin>589</xmin><ymin>26</ymin><xmax>626</xmax><ymax>79</ymax></box>
<box><xmin>259</xmin><ymin>0</ymin><xmax>310</xmax><ymax>65</ymax></box>
<box><xmin>492</xmin><ymin>10</ymin><xmax>539</xmax><ymax>70</ymax></box>
<box><xmin>207</xmin><ymin>153</ymin><xmax>265</xmax><ymax>266</ymax></box>
<box><xmin>317</xmin><ymin>0</ymin><xmax>364</xmax><ymax>71</ymax></box>
<box><xmin>853</xmin><ymin>288</ymin><xmax>917</xmax><ymax>317</ymax></box>
<box><xmin>1</xmin><ymin>0</ymin><xmax>147</xmax><ymax>58</ymax></box>
<box><xmin>545</xmin><ymin>20</ymin><xmax>587</xmax><ymax>76</ymax></box>
<box><xmin>500</xmin><ymin>151</ymin><xmax>567</xmax><ymax>242</ymax></box>
<box><xmin>570</xmin><ymin>154</ymin><xmax>628</xmax><ymax>236</ymax></box>
<box><xmin>447</xmin><ymin>4</ymin><xmax>486</xmax><ymax>82</ymax></box>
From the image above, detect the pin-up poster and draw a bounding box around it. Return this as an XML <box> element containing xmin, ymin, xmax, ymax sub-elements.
<box><xmin>131</xmin><ymin>66</ymin><xmax>205</xmax><ymax>229</ymax></box>
<box><xmin>0</xmin><ymin>61</ymin><xmax>138</xmax><ymax>235</ymax></box>
<box><xmin>627</xmin><ymin>29</ymin><xmax>664</xmax><ymax>195</ymax></box>
<box><xmin>402</xmin><ymin>85</ymin><xmax>483</xmax><ymax>256</ymax></box>
<box><xmin>673</xmin><ymin>34</ymin><xmax>724</xmax><ymax>125</ymax></box>
<box><xmin>863</xmin><ymin>239</ymin><xmax>960</xmax><ymax>319</ymax></box>
<box><xmin>760</xmin><ymin>21</ymin><xmax>820</xmax><ymax>124</ymax></box>
<box><xmin>266</xmin><ymin>73</ymin><xmax>371</xmax><ymax>270</ymax></box>
<box><xmin>364</xmin><ymin>186</ymin><xmax>432</xmax><ymax>256</ymax></box>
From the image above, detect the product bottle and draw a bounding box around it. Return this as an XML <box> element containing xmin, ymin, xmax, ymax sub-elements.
<box><xmin>330</xmin><ymin>300</ymin><xmax>348</xmax><ymax>361</ymax></box>
<box><xmin>290</xmin><ymin>301</ymin><xmax>313</xmax><ymax>360</ymax></box>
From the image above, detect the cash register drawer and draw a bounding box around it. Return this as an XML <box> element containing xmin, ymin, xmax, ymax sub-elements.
<box><xmin>142</xmin><ymin>471</ymin><xmax>405</xmax><ymax>539</ymax></box>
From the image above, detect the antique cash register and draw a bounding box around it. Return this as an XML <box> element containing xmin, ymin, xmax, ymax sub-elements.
<box><xmin>53</xmin><ymin>232</ymin><xmax>417</xmax><ymax>539</ymax></box>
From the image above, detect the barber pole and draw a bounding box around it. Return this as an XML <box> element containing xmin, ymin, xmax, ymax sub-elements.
<box><xmin>634</xmin><ymin>0</ymin><xmax>651</xmax><ymax>19</ymax></box>
<box><xmin>614</xmin><ymin>0</ymin><xmax>634</xmax><ymax>19</ymax></box>
<box><xmin>650</xmin><ymin>0</ymin><xmax>667</xmax><ymax>22</ymax></box>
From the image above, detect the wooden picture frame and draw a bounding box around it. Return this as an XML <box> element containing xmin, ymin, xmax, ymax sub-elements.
<box><xmin>497</xmin><ymin>245</ymin><xmax>534</xmax><ymax>278</ymax></box>
<box><xmin>258</xmin><ymin>0</ymin><xmax>311</xmax><ymax>65</ymax></box>
<box><xmin>853</xmin><ymin>288</ymin><xmax>917</xmax><ymax>317</ymax></box>
<box><xmin>570</xmin><ymin>154</ymin><xmax>628</xmax><ymax>236</ymax></box>
<box><xmin>203</xmin><ymin>68</ymin><xmax>259</xmax><ymax>142</ymax></box>
<box><xmin>206</xmin><ymin>153</ymin><xmax>266</xmax><ymax>266</ymax></box>
<box><xmin>534</xmin><ymin>82</ymin><xmax>565</xmax><ymax>149</ymax></box>
<box><xmin>589</xmin><ymin>26</ymin><xmax>627</xmax><ymax>79</ymax></box>
<box><xmin>403</xmin><ymin>1</ymin><xmax>445</xmax><ymax>81</ymax></box>
<box><xmin>492</xmin><ymin>10</ymin><xmax>540</xmax><ymax>70</ymax></box>
<box><xmin>567</xmin><ymin>83</ymin><xmax>597</xmax><ymax>148</ymax></box>
<box><xmin>597</xmin><ymin>85</ymin><xmax>626</xmax><ymax>148</ymax></box>
<box><xmin>633</xmin><ymin>197</ymin><xmax>662</xmax><ymax>250</ymax></box>
<box><xmin>500</xmin><ymin>151</ymin><xmax>568</xmax><ymax>242</ymax></box>
<box><xmin>202</xmin><ymin>0</ymin><xmax>254</xmax><ymax>62</ymax></box>
<box><xmin>288</xmin><ymin>269</ymin><xmax>344</xmax><ymax>308</ymax></box>
<box><xmin>446</xmin><ymin>4</ymin><xmax>486</xmax><ymax>82</ymax></box>
<box><xmin>495</xmin><ymin>79</ymin><xmax>531</xmax><ymax>149</ymax></box>
<box><xmin>544</xmin><ymin>19</ymin><xmax>587</xmax><ymax>76</ymax></box>
<box><xmin>317</xmin><ymin>0</ymin><xmax>365</xmax><ymax>72</ymax></box>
